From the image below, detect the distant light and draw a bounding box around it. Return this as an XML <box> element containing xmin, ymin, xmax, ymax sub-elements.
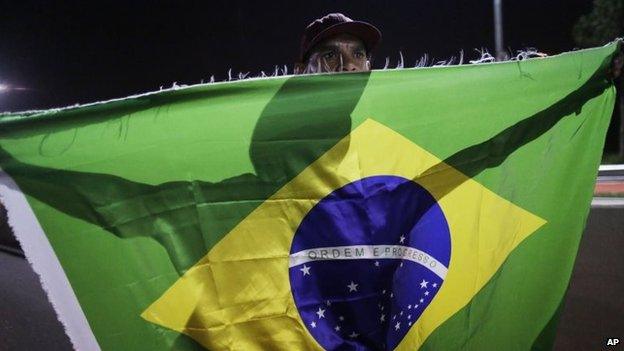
<box><xmin>0</xmin><ymin>83</ymin><xmax>30</xmax><ymax>93</ymax></box>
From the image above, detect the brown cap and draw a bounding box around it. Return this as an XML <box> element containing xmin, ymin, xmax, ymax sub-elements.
<box><xmin>299</xmin><ymin>13</ymin><xmax>381</xmax><ymax>62</ymax></box>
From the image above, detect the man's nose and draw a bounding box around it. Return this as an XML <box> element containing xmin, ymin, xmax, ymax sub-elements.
<box><xmin>339</xmin><ymin>55</ymin><xmax>358</xmax><ymax>71</ymax></box>
<box><xmin>341</xmin><ymin>62</ymin><xmax>358</xmax><ymax>71</ymax></box>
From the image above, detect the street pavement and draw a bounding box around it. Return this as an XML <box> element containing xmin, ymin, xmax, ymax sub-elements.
<box><xmin>553</xmin><ymin>206</ymin><xmax>624</xmax><ymax>350</ymax></box>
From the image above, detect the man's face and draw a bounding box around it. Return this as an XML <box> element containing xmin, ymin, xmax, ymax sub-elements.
<box><xmin>299</xmin><ymin>33</ymin><xmax>370</xmax><ymax>74</ymax></box>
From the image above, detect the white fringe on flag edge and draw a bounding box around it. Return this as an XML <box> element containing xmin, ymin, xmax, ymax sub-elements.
<box><xmin>4</xmin><ymin>43</ymin><xmax>618</xmax><ymax>118</ymax></box>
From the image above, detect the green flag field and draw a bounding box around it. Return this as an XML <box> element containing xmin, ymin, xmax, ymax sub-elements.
<box><xmin>0</xmin><ymin>42</ymin><xmax>620</xmax><ymax>350</ymax></box>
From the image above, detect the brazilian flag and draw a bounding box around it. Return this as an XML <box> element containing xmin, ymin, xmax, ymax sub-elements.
<box><xmin>0</xmin><ymin>42</ymin><xmax>619</xmax><ymax>351</ymax></box>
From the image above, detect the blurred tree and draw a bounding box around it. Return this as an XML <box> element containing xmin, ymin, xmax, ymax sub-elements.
<box><xmin>573</xmin><ymin>0</ymin><xmax>623</xmax><ymax>47</ymax></box>
<box><xmin>573</xmin><ymin>0</ymin><xmax>624</xmax><ymax>159</ymax></box>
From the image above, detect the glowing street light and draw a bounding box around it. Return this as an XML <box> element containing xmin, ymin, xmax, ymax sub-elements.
<box><xmin>0</xmin><ymin>83</ymin><xmax>29</xmax><ymax>92</ymax></box>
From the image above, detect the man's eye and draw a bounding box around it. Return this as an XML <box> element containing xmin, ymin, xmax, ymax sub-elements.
<box><xmin>354</xmin><ymin>51</ymin><xmax>365</xmax><ymax>59</ymax></box>
<box><xmin>323</xmin><ymin>52</ymin><xmax>335</xmax><ymax>60</ymax></box>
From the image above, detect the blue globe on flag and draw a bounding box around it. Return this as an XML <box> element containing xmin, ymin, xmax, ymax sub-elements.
<box><xmin>289</xmin><ymin>175</ymin><xmax>452</xmax><ymax>350</ymax></box>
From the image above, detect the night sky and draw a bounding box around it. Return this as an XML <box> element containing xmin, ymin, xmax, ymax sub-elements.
<box><xmin>0</xmin><ymin>1</ymin><xmax>596</xmax><ymax>112</ymax></box>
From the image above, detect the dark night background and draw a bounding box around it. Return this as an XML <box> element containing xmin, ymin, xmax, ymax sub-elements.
<box><xmin>0</xmin><ymin>0</ymin><xmax>619</xmax><ymax>152</ymax></box>
<box><xmin>0</xmin><ymin>1</ymin><xmax>595</xmax><ymax>108</ymax></box>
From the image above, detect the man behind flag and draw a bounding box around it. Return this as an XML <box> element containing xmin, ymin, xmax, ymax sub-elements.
<box><xmin>0</xmin><ymin>40</ymin><xmax>620</xmax><ymax>350</ymax></box>
<box><xmin>294</xmin><ymin>13</ymin><xmax>381</xmax><ymax>74</ymax></box>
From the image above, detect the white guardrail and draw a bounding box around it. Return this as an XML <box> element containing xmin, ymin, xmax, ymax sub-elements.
<box><xmin>599</xmin><ymin>164</ymin><xmax>624</xmax><ymax>172</ymax></box>
<box><xmin>593</xmin><ymin>164</ymin><xmax>624</xmax><ymax>208</ymax></box>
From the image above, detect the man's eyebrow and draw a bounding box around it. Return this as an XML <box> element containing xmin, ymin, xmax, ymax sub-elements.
<box><xmin>352</xmin><ymin>43</ymin><xmax>366</xmax><ymax>51</ymax></box>
<box><xmin>314</xmin><ymin>41</ymin><xmax>366</xmax><ymax>53</ymax></box>
<box><xmin>316</xmin><ymin>43</ymin><xmax>340</xmax><ymax>52</ymax></box>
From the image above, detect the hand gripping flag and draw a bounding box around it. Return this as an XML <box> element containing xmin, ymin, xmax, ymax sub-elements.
<box><xmin>0</xmin><ymin>42</ymin><xmax>620</xmax><ymax>351</ymax></box>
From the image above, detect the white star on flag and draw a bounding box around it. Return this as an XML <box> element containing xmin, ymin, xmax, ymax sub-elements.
<box><xmin>408</xmin><ymin>314</ymin><xmax>412</xmax><ymax>320</ymax></box>
<box><xmin>326</xmin><ymin>300</ymin><xmax>332</xmax><ymax>306</ymax></box>
<box><xmin>316</xmin><ymin>307</ymin><xmax>326</xmax><ymax>319</ymax></box>
<box><xmin>380</xmin><ymin>314</ymin><xmax>386</xmax><ymax>322</ymax></box>
<box><xmin>432</xmin><ymin>283</ymin><xmax>438</xmax><ymax>288</ymax></box>
<box><xmin>347</xmin><ymin>281</ymin><xmax>358</xmax><ymax>292</ymax></box>
<box><xmin>420</xmin><ymin>279</ymin><xmax>428</xmax><ymax>288</ymax></box>
<box><xmin>310</xmin><ymin>321</ymin><xmax>316</xmax><ymax>328</ymax></box>
<box><xmin>374</xmin><ymin>261</ymin><xmax>380</xmax><ymax>267</ymax></box>
<box><xmin>335</xmin><ymin>325</ymin><xmax>341</xmax><ymax>332</ymax></box>
<box><xmin>407</xmin><ymin>304</ymin><xmax>412</xmax><ymax>309</ymax></box>
<box><xmin>395</xmin><ymin>322</ymin><xmax>401</xmax><ymax>330</ymax></box>
<box><xmin>339</xmin><ymin>316</ymin><xmax>345</xmax><ymax>321</ymax></box>
<box><xmin>424</xmin><ymin>291</ymin><xmax>430</xmax><ymax>296</ymax></box>
<box><xmin>300</xmin><ymin>265</ymin><xmax>311</xmax><ymax>276</ymax></box>
<box><xmin>349</xmin><ymin>331</ymin><xmax>359</xmax><ymax>338</ymax></box>
<box><xmin>399</xmin><ymin>235</ymin><xmax>406</xmax><ymax>243</ymax></box>
<box><xmin>419</xmin><ymin>298</ymin><xmax>424</xmax><ymax>303</ymax></box>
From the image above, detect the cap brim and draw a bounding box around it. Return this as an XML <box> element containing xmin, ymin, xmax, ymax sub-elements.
<box><xmin>302</xmin><ymin>21</ymin><xmax>382</xmax><ymax>61</ymax></box>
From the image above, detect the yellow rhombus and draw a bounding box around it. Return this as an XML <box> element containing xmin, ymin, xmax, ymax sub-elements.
<box><xmin>142</xmin><ymin>119</ymin><xmax>546</xmax><ymax>350</ymax></box>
